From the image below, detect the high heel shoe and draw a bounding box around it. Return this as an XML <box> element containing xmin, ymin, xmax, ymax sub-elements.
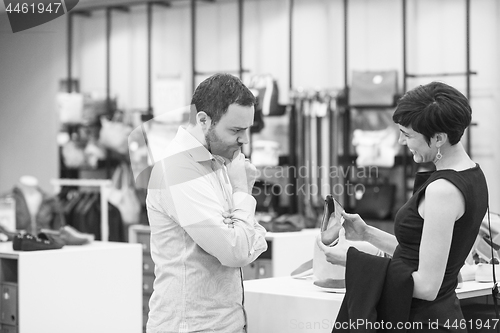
<box><xmin>320</xmin><ymin>194</ymin><xmax>342</xmax><ymax>246</ymax></box>
<box><xmin>320</xmin><ymin>195</ymin><xmax>334</xmax><ymax>233</ymax></box>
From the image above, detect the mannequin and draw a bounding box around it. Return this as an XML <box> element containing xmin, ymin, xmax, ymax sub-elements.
<box><xmin>16</xmin><ymin>175</ymin><xmax>43</xmax><ymax>233</ymax></box>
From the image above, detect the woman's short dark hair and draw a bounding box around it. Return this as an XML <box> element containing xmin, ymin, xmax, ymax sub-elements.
<box><xmin>392</xmin><ymin>81</ymin><xmax>472</xmax><ymax>145</ymax></box>
<box><xmin>190</xmin><ymin>73</ymin><xmax>256</xmax><ymax>125</ymax></box>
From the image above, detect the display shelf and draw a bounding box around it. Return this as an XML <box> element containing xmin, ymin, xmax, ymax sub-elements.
<box><xmin>244</xmin><ymin>228</ymin><xmax>319</xmax><ymax>280</ymax></box>
<box><xmin>0</xmin><ymin>241</ymin><xmax>142</xmax><ymax>333</ymax></box>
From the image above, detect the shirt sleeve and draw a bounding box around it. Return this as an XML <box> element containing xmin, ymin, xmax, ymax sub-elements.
<box><xmin>158</xmin><ymin>157</ymin><xmax>268</xmax><ymax>268</ymax></box>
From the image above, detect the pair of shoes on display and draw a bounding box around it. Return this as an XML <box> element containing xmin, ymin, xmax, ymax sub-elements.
<box><xmin>39</xmin><ymin>225</ymin><xmax>95</xmax><ymax>246</ymax></box>
<box><xmin>12</xmin><ymin>232</ymin><xmax>64</xmax><ymax>251</ymax></box>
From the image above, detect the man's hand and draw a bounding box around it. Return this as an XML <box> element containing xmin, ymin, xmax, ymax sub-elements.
<box><xmin>226</xmin><ymin>151</ymin><xmax>257</xmax><ymax>194</ymax></box>
<box><xmin>222</xmin><ymin>211</ymin><xmax>234</xmax><ymax>228</ymax></box>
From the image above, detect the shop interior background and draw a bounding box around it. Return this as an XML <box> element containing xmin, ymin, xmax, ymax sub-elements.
<box><xmin>0</xmin><ymin>0</ymin><xmax>499</xmax><ymax>211</ymax></box>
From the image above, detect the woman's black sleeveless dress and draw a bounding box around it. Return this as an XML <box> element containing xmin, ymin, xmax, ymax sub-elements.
<box><xmin>393</xmin><ymin>164</ymin><xmax>488</xmax><ymax>332</ymax></box>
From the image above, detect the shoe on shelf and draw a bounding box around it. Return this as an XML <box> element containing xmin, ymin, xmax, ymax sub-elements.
<box><xmin>13</xmin><ymin>233</ymin><xmax>64</xmax><ymax>251</ymax></box>
<box><xmin>40</xmin><ymin>226</ymin><xmax>94</xmax><ymax>246</ymax></box>
<box><xmin>38</xmin><ymin>231</ymin><xmax>65</xmax><ymax>248</ymax></box>
<box><xmin>60</xmin><ymin>225</ymin><xmax>94</xmax><ymax>245</ymax></box>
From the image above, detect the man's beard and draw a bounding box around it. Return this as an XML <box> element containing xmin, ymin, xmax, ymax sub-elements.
<box><xmin>205</xmin><ymin>125</ymin><xmax>242</xmax><ymax>159</ymax></box>
<box><xmin>205</xmin><ymin>125</ymin><xmax>219</xmax><ymax>153</ymax></box>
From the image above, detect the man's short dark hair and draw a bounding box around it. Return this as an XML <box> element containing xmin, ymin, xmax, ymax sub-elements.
<box><xmin>392</xmin><ymin>81</ymin><xmax>472</xmax><ymax>145</ymax></box>
<box><xmin>190</xmin><ymin>73</ymin><xmax>256</xmax><ymax>125</ymax></box>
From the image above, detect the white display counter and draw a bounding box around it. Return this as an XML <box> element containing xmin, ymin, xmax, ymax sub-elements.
<box><xmin>262</xmin><ymin>228</ymin><xmax>319</xmax><ymax>277</ymax></box>
<box><xmin>244</xmin><ymin>276</ymin><xmax>493</xmax><ymax>333</ymax></box>
<box><xmin>0</xmin><ymin>241</ymin><xmax>142</xmax><ymax>333</ymax></box>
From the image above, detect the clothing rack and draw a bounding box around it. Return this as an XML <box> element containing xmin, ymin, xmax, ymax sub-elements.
<box><xmin>51</xmin><ymin>178</ymin><xmax>112</xmax><ymax>242</ymax></box>
<box><xmin>290</xmin><ymin>89</ymin><xmax>341</xmax><ymax>219</ymax></box>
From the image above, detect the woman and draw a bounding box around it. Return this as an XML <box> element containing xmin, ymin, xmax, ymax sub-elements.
<box><xmin>318</xmin><ymin>81</ymin><xmax>488</xmax><ymax>332</ymax></box>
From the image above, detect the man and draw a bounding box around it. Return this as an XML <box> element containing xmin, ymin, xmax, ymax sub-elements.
<box><xmin>146</xmin><ymin>73</ymin><xmax>268</xmax><ymax>333</ymax></box>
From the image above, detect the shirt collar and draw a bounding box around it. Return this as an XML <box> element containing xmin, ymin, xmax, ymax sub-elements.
<box><xmin>212</xmin><ymin>155</ymin><xmax>227</xmax><ymax>166</ymax></box>
<box><xmin>174</xmin><ymin>126</ymin><xmax>214</xmax><ymax>163</ymax></box>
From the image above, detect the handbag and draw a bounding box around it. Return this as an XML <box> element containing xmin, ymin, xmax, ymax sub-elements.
<box><xmin>108</xmin><ymin>163</ymin><xmax>141</xmax><ymax>226</ymax></box>
<box><xmin>352</xmin><ymin>127</ymin><xmax>399</xmax><ymax>168</ymax></box>
<box><xmin>349</xmin><ymin>70</ymin><xmax>398</xmax><ymax>106</ymax></box>
<box><xmin>252</xmin><ymin>180</ymin><xmax>280</xmax><ymax>213</ymax></box>
<box><xmin>248</xmin><ymin>74</ymin><xmax>283</xmax><ymax>116</ymax></box>
<box><xmin>57</xmin><ymin>92</ymin><xmax>84</xmax><ymax>124</ymax></box>
<box><xmin>354</xmin><ymin>182</ymin><xmax>396</xmax><ymax>220</ymax></box>
<box><xmin>83</xmin><ymin>96</ymin><xmax>115</xmax><ymax>124</ymax></box>
<box><xmin>61</xmin><ymin>139</ymin><xmax>86</xmax><ymax>168</ymax></box>
<box><xmin>98</xmin><ymin>116</ymin><xmax>132</xmax><ymax>155</ymax></box>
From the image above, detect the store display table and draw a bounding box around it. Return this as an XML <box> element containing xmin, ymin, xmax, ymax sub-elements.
<box><xmin>244</xmin><ymin>276</ymin><xmax>493</xmax><ymax>333</ymax></box>
<box><xmin>245</xmin><ymin>228</ymin><xmax>319</xmax><ymax>279</ymax></box>
<box><xmin>0</xmin><ymin>241</ymin><xmax>142</xmax><ymax>333</ymax></box>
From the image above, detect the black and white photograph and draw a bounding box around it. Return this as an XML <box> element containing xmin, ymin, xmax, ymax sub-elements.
<box><xmin>1</xmin><ymin>0</ymin><xmax>500</xmax><ymax>332</ymax></box>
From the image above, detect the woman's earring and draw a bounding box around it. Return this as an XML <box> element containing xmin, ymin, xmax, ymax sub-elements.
<box><xmin>434</xmin><ymin>147</ymin><xmax>443</xmax><ymax>164</ymax></box>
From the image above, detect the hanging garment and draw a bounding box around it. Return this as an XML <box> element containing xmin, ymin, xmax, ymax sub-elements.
<box><xmin>61</xmin><ymin>190</ymin><xmax>125</xmax><ymax>242</ymax></box>
<box><xmin>309</xmin><ymin>100</ymin><xmax>319</xmax><ymax>208</ymax></box>
<box><xmin>67</xmin><ymin>191</ymin><xmax>92</xmax><ymax>232</ymax></box>
<box><xmin>3</xmin><ymin>187</ymin><xmax>64</xmax><ymax>233</ymax></box>
<box><xmin>108</xmin><ymin>163</ymin><xmax>141</xmax><ymax>226</ymax></box>
<box><xmin>319</xmin><ymin>100</ymin><xmax>331</xmax><ymax>200</ymax></box>
<box><xmin>290</xmin><ymin>89</ymin><xmax>343</xmax><ymax>215</ymax></box>
<box><xmin>61</xmin><ymin>190</ymin><xmax>82</xmax><ymax>223</ymax></box>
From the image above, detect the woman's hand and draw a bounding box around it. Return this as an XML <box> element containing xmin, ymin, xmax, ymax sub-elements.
<box><xmin>222</xmin><ymin>211</ymin><xmax>234</xmax><ymax>228</ymax></box>
<box><xmin>341</xmin><ymin>211</ymin><xmax>369</xmax><ymax>242</ymax></box>
<box><xmin>316</xmin><ymin>228</ymin><xmax>350</xmax><ymax>267</ymax></box>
